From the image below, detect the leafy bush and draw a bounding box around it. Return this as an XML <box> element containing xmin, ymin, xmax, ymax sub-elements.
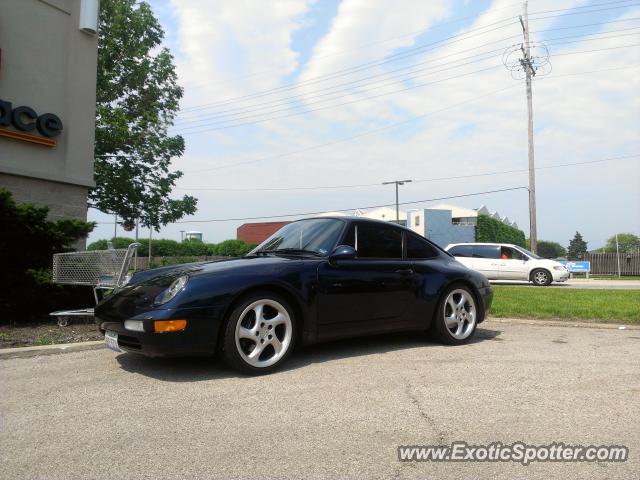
<box><xmin>87</xmin><ymin>236</ymin><xmax>255</xmax><ymax>258</ymax></box>
<box><xmin>475</xmin><ymin>215</ymin><xmax>526</xmax><ymax>247</ymax></box>
<box><xmin>0</xmin><ymin>189</ymin><xmax>95</xmax><ymax>325</ymax></box>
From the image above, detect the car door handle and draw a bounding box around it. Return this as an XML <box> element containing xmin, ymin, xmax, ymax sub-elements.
<box><xmin>395</xmin><ymin>268</ymin><xmax>414</xmax><ymax>275</ymax></box>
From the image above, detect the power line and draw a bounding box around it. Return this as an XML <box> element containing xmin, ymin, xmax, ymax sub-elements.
<box><xmin>178</xmin><ymin>9</ymin><xmax>640</xmax><ymax>113</ymax></box>
<box><xmin>177</xmin><ymin>63</ymin><xmax>637</xmax><ymax>172</ymax></box>
<box><xmin>179</xmin><ymin>17</ymin><xmax>519</xmax><ymax>113</ymax></box>
<box><xmin>178</xmin><ymin>1</ymin><xmax>528</xmax><ymax>93</ymax></box>
<box><xmin>181</xmin><ymin>84</ymin><xmax>517</xmax><ymax>172</ymax></box>
<box><xmin>529</xmin><ymin>2</ymin><xmax>640</xmax><ymax>20</ymax></box>
<box><xmin>175</xmin><ymin>43</ymin><xmax>640</xmax><ymax>135</ymax></box>
<box><xmin>176</xmin><ymin>26</ymin><xmax>640</xmax><ymax>127</ymax></box>
<box><xmin>177</xmin><ymin>0</ymin><xmax>637</xmax><ymax>95</ymax></box>
<box><xmin>175</xmin><ymin>41</ymin><xmax>517</xmax><ymax>125</ymax></box>
<box><xmin>175</xmin><ymin>154</ymin><xmax>640</xmax><ymax>191</ymax></box>
<box><xmin>174</xmin><ymin>29</ymin><xmax>640</xmax><ymax>129</ymax></box>
<box><xmin>167</xmin><ymin>187</ymin><xmax>530</xmax><ymax>224</ymax></box>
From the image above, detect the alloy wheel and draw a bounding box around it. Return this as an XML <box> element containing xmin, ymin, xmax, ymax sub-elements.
<box><xmin>234</xmin><ymin>299</ymin><xmax>293</xmax><ymax>368</ymax></box>
<box><xmin>443</xmin><ymin>289</ymin><xmax>477</xmax><ymax>340</ymax></box>
<box><xmin>534</xmin><ymin>270</ymin><xmax>549</xmax><ymax>286</ymax></box>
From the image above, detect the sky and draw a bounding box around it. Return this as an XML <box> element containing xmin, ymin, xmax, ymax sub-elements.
<box><xmin>87</xmin><ymin>0</ymin><xmax>640</xmax><ymax>250</ymax></box>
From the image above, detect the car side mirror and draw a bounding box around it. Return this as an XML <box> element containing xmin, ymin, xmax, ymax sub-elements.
<box><xmin>329</xmin><ymin>245</ymin><xmax>356</xmax><ymax>265</ymax></box>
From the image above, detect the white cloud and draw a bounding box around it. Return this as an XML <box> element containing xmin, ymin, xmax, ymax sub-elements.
<box><xmin>89</xmin><ymin>0</ymin><xmax>640</xmax><ymax>248</ymax></box>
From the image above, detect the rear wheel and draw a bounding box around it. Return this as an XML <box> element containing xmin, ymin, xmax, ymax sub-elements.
<box><xmin>531</xmin><ymin>269</ymin><xmax>552</xmax><ymax>286</ymax></box>
<box><xmin>430</xmin><ymin>285</ymin><xmax>478</xmax><ymax>345</ymax></box>
<box><xmin>221</xmin><ymin>292</ymin><xmax>296</xmax><ymax>375</ymax></box>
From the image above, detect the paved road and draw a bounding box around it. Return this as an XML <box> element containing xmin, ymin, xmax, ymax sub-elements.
<box><xmin>492</xmin><ymin>279</ymin><xmax>640</xmax><ymax>289</ymax></box>
<box><xmin>2</xmin><ymin>321</ymin><xmax>639</xmax><ymax>480</ymax></box>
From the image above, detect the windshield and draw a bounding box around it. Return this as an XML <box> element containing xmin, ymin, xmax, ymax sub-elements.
<box><xmin>249</xmin><ymin>218</ymin><xmax>345</xmax><ymax>257</ymax></box>
<box><xmin>514</xmin><ymin>246</ymin><xmax>541</xmax><ymax>260</ymax></box>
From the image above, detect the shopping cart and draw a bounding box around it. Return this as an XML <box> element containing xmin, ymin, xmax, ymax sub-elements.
<box><xmin>49</xmin><ymin>243</ymin><xmax>141</xmax><ymax>326</ymax></box>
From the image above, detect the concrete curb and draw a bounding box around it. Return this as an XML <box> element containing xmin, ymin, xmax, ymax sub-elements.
<box><xmin>486</xmin><ymin>317</ymin><xmax>640</xmax><ymax>330</ymax></box>
<box><xmin>0</xmin><ymin>340</ymin><xmax>105</xmax><ymax>360</ymax></box>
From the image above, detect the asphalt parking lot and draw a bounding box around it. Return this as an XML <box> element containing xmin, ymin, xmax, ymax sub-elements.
<box><xmin>1</xmin><ymin>320</ymin><xmax>639</xmax><ymax>480</ymax></box>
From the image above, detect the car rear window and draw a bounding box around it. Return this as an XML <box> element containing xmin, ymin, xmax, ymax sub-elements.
<box><xmin>406</xmin><ymin>233</ymin><xmax>439</xmax><ymax>259</ymax></box>
<box><xmin>448</xmin><ymin>245</ymin><xmax>473</xmax><ymax>257</ymax></box>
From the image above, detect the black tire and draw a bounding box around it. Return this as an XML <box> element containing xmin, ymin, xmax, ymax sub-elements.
<box><xmin>220</xmin><ymin>291</ymin><xmax>297</xmax><ymax>375</ymax></box>
<box><xmin>430</xmin><ymin>284</ymin><xmax>478</xmax><ymax>345</ymax></box>
<box><xmin>57</xmin><ymin>316</ymin><xmax>71</xmax><ymax>327</ymax></box>
<box><xmin>531</xmin><ymin>268</ymin><xmax>552</xmax><ymax>286</ymax></box>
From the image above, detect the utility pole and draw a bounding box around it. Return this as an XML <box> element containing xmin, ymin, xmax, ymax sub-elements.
<box><xmin>114</xmin><ymin>214</ymin><xmax>118</xmax><ymax>239</ymax></box>
<box><xmin>519</xmin><ymin>0</ymin><xmax>538</xmax><ymax>254</ymax></box>
<box><xmin>382</xmin><ymin>179</ymin><xmax>412</xmax><ymax>223</ymax></box>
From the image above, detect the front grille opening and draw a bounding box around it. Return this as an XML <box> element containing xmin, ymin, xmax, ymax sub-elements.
<box><xmin>118</xmin><ymin>334</ymin><xmax>142</xmax><ymax>350</ymax></box>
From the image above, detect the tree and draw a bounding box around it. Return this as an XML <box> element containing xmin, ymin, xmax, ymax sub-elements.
<box><xmin>536</xmin><ymin>240</ymin><xmax>566</xmax><ymax>259</ymax></box>
<box><xmin>567</xmin><ymin>231</ymin><xmax>588</xmax><ymax>260</ymax></box>
<box><xmin>475</xmin><ymin>215</ymin><xmax>526</xmax><ymax>247</ymax></box>
<box><xmin>0</xmin><ymin>189</ymin><xmax>95</xmax><ymax>323</ymax></box>
<box><xmin>91</xmin><ymin>0</ymin><xmax>197</xmax><ymax>230</ymax></box>
<box><xmin>603</xmin><ymin>233</ymin><xmax>640</xmax><ymax>254</ymax></box>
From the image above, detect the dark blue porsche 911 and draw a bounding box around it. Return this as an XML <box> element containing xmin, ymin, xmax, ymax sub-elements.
<box><xmin>95</xmin><ymin>217</ymin><xmax>492</xmax><ymax>374</ymax></box>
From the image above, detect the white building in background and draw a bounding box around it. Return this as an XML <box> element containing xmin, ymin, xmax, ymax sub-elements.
<box><xmin>185</xmin><ymin>231</ymin><xmax>203</xmax><ymax>241</ymax></box>
<box><xmin>354</xmin><ymin>207</ymin><xmax>407</xmax><ymax>222</ymax></box>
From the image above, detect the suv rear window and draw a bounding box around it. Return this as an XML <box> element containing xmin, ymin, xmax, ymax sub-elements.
<box><xmin>472</xmin><ymin>245</ymin><xmax>500</xmax><ymax>259</ymax></box>
<box><xmin>448</xmin><ymin>245</ymin><xmax>473</xmax><ymax>257</ymax></box>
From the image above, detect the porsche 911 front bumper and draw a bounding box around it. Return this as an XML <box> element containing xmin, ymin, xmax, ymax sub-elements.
<box><xmin>96</xmin><ymin>307</ymin><xmax>221</xmax><ymax>357</ymax></box>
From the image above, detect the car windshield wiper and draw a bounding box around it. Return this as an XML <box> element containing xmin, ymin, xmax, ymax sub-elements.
<box><xmin>261</xmin><ymin>248</ymin><xmax>323</xmax><ymax>257</ymax></box>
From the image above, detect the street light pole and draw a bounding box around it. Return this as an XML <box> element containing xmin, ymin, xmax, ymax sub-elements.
<box><xmin>382</xmin><ymin>179</ymin><xmax>412</xmax><ymax>223</ymax></box>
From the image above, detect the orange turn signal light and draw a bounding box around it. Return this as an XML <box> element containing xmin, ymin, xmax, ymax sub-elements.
<box><xmin>154</xmin><ymin>320</ymin><xmax>187</xmax><ymax>333</ymax></box>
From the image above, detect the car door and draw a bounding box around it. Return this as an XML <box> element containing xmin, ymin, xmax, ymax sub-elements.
<box><xmin>316</xmin><ymin>222</ymin><xmax>419</xmax><ymax>341</ymax></box>
<box><xmin>471</xmin><ymin>245</ymin><xmax>501</xmax><ymax>279</ymax></box>
<box><xmin>497</xmin><ymin>246</ymin><xmax>530</xmax><ymax>280</ymax></box>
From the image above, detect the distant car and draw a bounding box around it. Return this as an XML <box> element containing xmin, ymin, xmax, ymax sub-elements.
<box><xmin>444</xmin><ymin>242</ymin><xmax>570</xmax><ymax>286</ymax></box>
<box><xmin>95</xmin><ymin>217</ymin><xmax>493</xmax><ymax>374</ymax></box>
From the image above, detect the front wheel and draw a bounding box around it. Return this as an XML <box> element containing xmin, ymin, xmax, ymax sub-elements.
<box><xmin>221</xmin><ymin>292</ymin><xmax>296</xmax><ymax>375</ymax></box>
<box><xmin>531</xmin><ymin>269</ymin><xmax>552</xmax><ymax>286</ymax></box>
<box><xmin>430</xmin><ymin>285</ymin><xmax>478</xmax><ymax>345</ymax></box>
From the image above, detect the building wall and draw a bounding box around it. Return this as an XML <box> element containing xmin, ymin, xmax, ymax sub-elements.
<box><xmin>408</xmin><ymin>208</ymin><xmax>475</xmax><ymax>248</ymax></box>
<box><xmin>0</xmin><ymin>0</ymin><xmax>98</xmax><ymax>225</ymax></box>
<box><xmin>0</xmin><ymin>174</ymin><xmax>87</xmax><ymax>220</ymax></box>
<box><xmin>237</xmin><ymin>221</ymin><xmax>290</xmax><ymax>245</ymax></box>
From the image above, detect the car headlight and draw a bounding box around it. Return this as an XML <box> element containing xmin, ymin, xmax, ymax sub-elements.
<box><xmin>553</xmin><ymin>266</ymin><xmax>566</xmax><ymax>271</ymax></box>
<box><xmin>155</xmin><ymin>275</ymin><xmax>189</xmax><ymax>305</ymax></box>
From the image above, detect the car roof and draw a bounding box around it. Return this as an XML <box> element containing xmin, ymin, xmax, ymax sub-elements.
<box><xmin>301</xmin><ymin>216</ymin><xmax>412</xmax><ymax>231</ymax></box>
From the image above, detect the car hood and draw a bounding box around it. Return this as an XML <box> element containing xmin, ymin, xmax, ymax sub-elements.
<box><xmin>126</xmin><ymin>255</ymin><xmax>308</xmax><ymax>288</ymax></box>
<box><xmin>535</xmin><ymin>259</ymin><xmax>565</xmax><ymax>268</ymax></box>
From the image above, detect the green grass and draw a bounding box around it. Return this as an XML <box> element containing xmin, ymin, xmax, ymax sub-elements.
<box><xmin>33</xmin><ymin>334</ymin><xmax>66</xmax><ymax>346</ymax></box>
<box><xmin>490</xmin><ymin>286</ymin><xmax>640</xmax><ymax>324</ymax></box>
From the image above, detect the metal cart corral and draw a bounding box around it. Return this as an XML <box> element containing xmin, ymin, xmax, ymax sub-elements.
<box><xmin>49</xmin><ymin>243</ymin><xmax>141</xmax><ymax>326</ymax></box>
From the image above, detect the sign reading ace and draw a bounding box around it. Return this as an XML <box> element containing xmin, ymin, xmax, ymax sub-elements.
<box><xmin>0</xmin><ymin>98</ymin><xmax>63</xmax><ymax>138</ymax></box>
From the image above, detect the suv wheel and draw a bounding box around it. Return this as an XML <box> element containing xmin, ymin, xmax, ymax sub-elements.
<box><xmin>531</xmin><ymin>269</ymin><xmax>552</xmax><ymax>286</ymax></box>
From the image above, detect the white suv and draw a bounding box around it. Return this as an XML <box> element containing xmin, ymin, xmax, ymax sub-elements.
<box><xmin>445</xmin><ymin>243</ymin><xmax>569</xmax><ymax>286</ymax></box>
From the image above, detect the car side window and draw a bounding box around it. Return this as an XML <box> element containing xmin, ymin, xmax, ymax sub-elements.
<box><xmin>501</xmin><ymin>246</ymin><xmax>526</xmax><ymax>261</ymax></box>
<box><xmin>356</xmin><ymin>223</ymin><xmax>402</xmax><ymax>259</ymax></box>
<box><xmin>341</xmin><ymin>224</ymin><xmax>356</xmax><ymax>248</ymax></box>
<box><xmin>406</xmin><ymin>233</ymin><xmax>439</xmax><ymax>259</ymax></box>
<box><xmin>472</xmin><ymin>245</ymin><xmax>500</xmax><ymax>259</ymax></box>
<box><xmin>449</xmin><ymin>245</ymin><xmax>473</xmax><ymax>257</ymax></box>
